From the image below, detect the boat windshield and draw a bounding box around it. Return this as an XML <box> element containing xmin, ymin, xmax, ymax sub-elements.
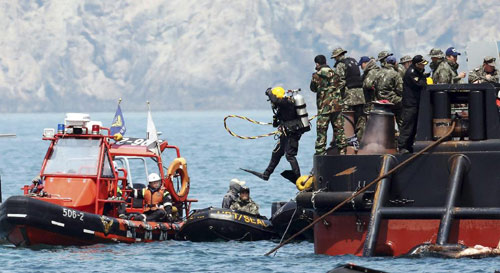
<box><xmin>44</xmin><ymin>138</ymin><xmax>102</xmax><ymax>175</ymax></box>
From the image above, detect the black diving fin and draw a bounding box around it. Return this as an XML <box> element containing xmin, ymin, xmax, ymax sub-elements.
<box><xmin>240</xmin><ymin>168</ymin><xmax>269</xmax><ymax>181</ymax></box>
<box><xmin>280</xmin><ymin>170</ymin><xmax>298</xmax><ymax>184</ymax></box>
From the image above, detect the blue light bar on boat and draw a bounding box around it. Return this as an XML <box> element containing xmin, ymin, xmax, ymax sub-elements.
<box><xmin>57</xmin><ymin>124</ymin><xmax>65</xmax><ymax>134</ymax></box>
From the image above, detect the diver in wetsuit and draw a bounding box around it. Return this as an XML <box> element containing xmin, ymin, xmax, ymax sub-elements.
<box><xmin>242</xmin><ymin>87</ymin><xmax>304</xmax><ymax>183</ymax></box>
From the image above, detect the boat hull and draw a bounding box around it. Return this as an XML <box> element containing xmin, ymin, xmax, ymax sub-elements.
<box><xmin>314</xmin><ymin>214</ymin><xmax>500</xmax><ymax>256</ymax></box>
<box><xmin>270</xmin><ymin>201</ymin><xmax>314</xmax><ymax>241</ymax></box>
<box><xmin>0</xmin><ymin>196</ymin><xmax>181</xmax><ymax>246</ymax></box>
<box><xmin>309</xmin><ymin>147</ymin><xmax>500</xmax><ymax>256</ymax></box>
<box><xmin>177</xmin><ymin>207</ymin><xmax>276</xmax><ymax>241</ymax></box>
<box><xmin>302</xmin><ymin>83</ymin><xmax>500</xmax><ymax>257</ymax></box>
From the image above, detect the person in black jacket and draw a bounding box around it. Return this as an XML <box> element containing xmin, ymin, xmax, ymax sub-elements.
<box><xmin>397</xmin><ymin>55</ymin><xmax>429</xmax><ymax>153</ymax></box>
<box><xmin>242</xmin><ymin>87</ymin><xmax>303</xmax><ymax>183</ymax></box>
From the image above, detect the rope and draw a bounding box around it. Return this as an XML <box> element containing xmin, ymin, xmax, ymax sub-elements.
<box><xmin>223</xmin><ymin>115</ymin><xmax>278</xmax><ymax>139</ymax></box>
<box><xmin>209</xmin><ymin>226</ymin><xmax>251</xmax><ymax>241</ymax></box>
<box><xmin>274</xmin><ymin>201</ymin><xmax>299</xmax><ymax>257</ymax></box>
<box><xmin>223</xmin><ymin>114</ymin><xmax>318</xmax><ymax>140</ymax></box>
<box><xmin>310</xmin><ymin>188</ymin><xmax>323</xmax><ymax>210</ymax></box>
<box><xmin>264</xmin><ymin>120</ymin><xmax>457</xmax><ymax>256</ymax></box>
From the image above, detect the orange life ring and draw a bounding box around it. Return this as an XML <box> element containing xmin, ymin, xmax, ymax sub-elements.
<box><xmin>167</xmin><ymin>157</ymin><xmax>190</xmax><ymax>201</ymax></box>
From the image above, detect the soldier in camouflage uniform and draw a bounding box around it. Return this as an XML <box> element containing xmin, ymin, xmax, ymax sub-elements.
<box><xmin>310</xmin><ymin>55</ymin><xmax>346</xmax><ymax>155</ymax></box>
<box><xmin>374</xmin><ymin>55</ymin><xmax>404</xmax><ymax>128</ymax></box>
<box><xmin>230</xmin><ymin>186</ymin><xmax>260</xmax><ymax>215</ymax></box>
<box><xmin>433</xmin><ymin>47</ymin><xmax>466</xmax><ymax>84</ymax></box>
<box><xmin>331</xmin><ymin>47</ymin><xmax>365</xmax><ymax>142</ymax></box>
<box><xmin>428</xmin><ymin>48</ymin><xmax>445</xmax><ymax>79</ymax></box>
<box><xmin>358</xmin><ymin>56</ymin><xmax>381</xmax><ymax>141</ymax></box>
<box><xmin>469</xmin><ymin>56</ymin><xmax>499</xmax><ymax>84</ymax></box>
<box><xmin>398</xmin><ymin>55</ymin><xmax>412</xmax><ymax>78</ymax></box>
<box><xmin>377</xmin><ymin>50</ymin><xmax>393</xmax><ymax>67</ymax></box>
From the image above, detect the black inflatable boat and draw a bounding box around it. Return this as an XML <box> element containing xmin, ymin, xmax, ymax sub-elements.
<box><xmin>177</xmin><ymin>207</ymin><xmax>276</xmax><ymax>241</ymax></box>
<box><xmin>270</xmin><ymin>200</ymin><xmax>314</xmax><ymax>241</ymax></box>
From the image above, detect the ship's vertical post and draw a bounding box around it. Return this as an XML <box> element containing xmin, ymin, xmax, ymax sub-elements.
<box><xmin>468</xmin><ymin>90</ymin><xmax>485</xmax><ymax>140</ymax></box>
<box><xmin>363</xmin><ymin>155</ymin><xmax>397</xmax><ymax>257</ymax></box>
<box><xmin>0</xmin><ymin>175</ymin><xmax>2</xmax><ymax>203</ymax></box>
<box><xmin>436</xmin><ymin>154</ymin><xmax>469</xmax><ymax>245</ymax></box>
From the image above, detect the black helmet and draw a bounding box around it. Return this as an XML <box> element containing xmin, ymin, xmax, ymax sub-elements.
<box><xmin>240</xmin><ymin>186</ymin><xmax>250</xmax><ymax>194</ymax></box>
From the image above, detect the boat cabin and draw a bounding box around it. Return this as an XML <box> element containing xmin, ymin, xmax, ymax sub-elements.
<box><xmin>24</xmin><ymin>113</ymin><xmax>193</xmax><ymax>220</ymax></box>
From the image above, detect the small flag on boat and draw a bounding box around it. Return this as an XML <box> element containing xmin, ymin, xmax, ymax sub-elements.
<box><xmin>146</xmin><ymin>102</ymin><xmax>160</xmax><ymax>155</ymax></box>
<box><xmin>110</xmin><ymin>99</ymin><xmax>126</xmax><ymax>140</ymax></box>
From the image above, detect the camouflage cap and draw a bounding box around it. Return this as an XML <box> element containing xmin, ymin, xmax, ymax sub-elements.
<box><xmin>484</xmin><ymin>56</ymin><xmax>496</xmax><ymax>67</ymax></box>
<box><xmin>428</xmin><ymin>48</ymin><xmax>444</xmax><ymax>58</ymax></box>
<box><xmin>400</xmin><ymin>55</ymin><xmax>412</xmax><ymax>63</ymax></box>
<box><xmin>377</xmin><ymin>50</ymin><xmax>393</xmax><ymax>61</ymax></box>
<box><xmin>330</xmin><ymin>47</ymin><xmax>347</xmax><ymax>58</ymax></box>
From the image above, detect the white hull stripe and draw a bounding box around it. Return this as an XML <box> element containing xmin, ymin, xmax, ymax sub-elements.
<box><xmin>135</xmin><ymin>238</ymin><xmax>141</xmax><ymax>242</ymax></box>
<box><xmin>7</xmin><ymin>214</ymin><xmax>27</xmax><ymax>218</ymax></box>
<box><xmin>51</xmin><ymin>221</ymin><xmax>65</xmax><ymax>227</ymax></box>
<box><xmin>83</xmin><ymin>229</ymin><xmax>95</xmax><ymax>234</ymax></box>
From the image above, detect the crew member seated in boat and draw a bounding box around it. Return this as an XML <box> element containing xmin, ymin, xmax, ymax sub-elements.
<box><xmin>28</xmin><ymin>176</ymin><xmax>45</xmax><ymax>195</ymax></box>
<box><xmin>222</xmin><ymin>178</ymin><xmax>245</xmax><ymax>209</ymax></box>
<box><xmin>230</xmin><ymin>186</ymin><xmax>260</xmax><ymax>215</ymax></box>
<box><xmin>134</xmin><ymin>173</ymin><xmax>173</xmax><ymax>222</ymax></box>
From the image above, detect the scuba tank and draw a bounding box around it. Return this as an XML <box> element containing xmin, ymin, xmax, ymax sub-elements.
<box><xmin>290</xmin><ymin>89</ymin><xmax>311</xmax><ymax>133</ymax></box>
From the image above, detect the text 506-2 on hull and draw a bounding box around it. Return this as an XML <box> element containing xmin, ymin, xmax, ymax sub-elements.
<box><xmin>0</xmin><ymin>113</ymin><xmax>196</xmax><ymax>246</ymax></box>
<box><xmin>298</xmin><ymin>83</ymin><xmax>500</xmax><ymax>256</ymax></box>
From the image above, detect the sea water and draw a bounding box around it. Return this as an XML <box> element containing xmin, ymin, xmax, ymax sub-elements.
<box><xmin>0</xmin><ymin>111</ymin><xmax>498</xmax><ymax>273</ymax></box>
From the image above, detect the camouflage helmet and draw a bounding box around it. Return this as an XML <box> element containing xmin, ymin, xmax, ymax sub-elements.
<box><xmin>377</xmin><ymin>50</ymin><xmax>393</xmax><ymax>61</ymax></box>
<box><xmin>399</xmin><ymin>55</ymin><xmax>412</xmax><ymax>63</ymax></box>
<box><xmin>330</xmin><ymin>47</ymin><xmax>347</xmax><ymax>58</ymax></box>
<box><xmin>428</xmin><ymin>48</ymin><xmax>444</xmax><ymax>58</ymax></box>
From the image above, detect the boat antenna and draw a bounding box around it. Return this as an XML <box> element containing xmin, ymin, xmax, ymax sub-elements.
<box><xmin>264</xmin><ymin>120</ymin><xmax>457</xmax><ymax>256</ymax></box>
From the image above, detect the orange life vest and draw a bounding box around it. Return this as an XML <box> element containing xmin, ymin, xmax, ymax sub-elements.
<box><xmin>143</xmin><ymin>188</ymin><xmax>165</xmax><ymax>212</ymax></box>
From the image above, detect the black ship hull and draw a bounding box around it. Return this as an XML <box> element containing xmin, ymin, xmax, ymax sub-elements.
<box><xmin>300</xmin><ymin>83</ymin><xmax>500</xmax><ymax>256</ymax></box>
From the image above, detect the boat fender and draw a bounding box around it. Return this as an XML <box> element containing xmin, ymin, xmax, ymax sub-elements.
<box><xmin>167</xmin><ymin>157</ymin><xmax>190</xmax><ymax>199</ymax></box>
<box><xmin>296</xmin><ymin>175</ymin><xmax>314</xmax><ymax>191</ymax></box>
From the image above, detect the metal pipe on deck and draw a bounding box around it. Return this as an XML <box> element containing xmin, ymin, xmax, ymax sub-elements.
<box><xmin>363</xmin><ymin>155</ymin><xmax>397</xmax><ymax>257</ymax></box>
<box><xmin>452</xmin><ymin>207</ymin><xmax>500</xmax><ymax>218</ymax></box>
<box><xmin>378</xmin><ymin>207</ymin><xmax>500</xmax><ymax>219</ymax></box>
<box><xmin>380</xmin><ymin>207</ymin><xmax>446</xmax><ymax>218</ymax></box>
<box><xmin>436</xmin><ymin>154</ymin><xmax>470</xmax><ymax>245</ymax></box>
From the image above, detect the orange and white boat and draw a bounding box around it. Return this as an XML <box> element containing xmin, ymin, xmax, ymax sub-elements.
<box><xmin>0</xmin><ymin>113</ymin><xmax>196</xmax><ymax>246</ymax></box>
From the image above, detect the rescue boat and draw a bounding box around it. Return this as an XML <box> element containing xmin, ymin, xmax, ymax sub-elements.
<box><xmin>176</xmin><ymin>207</ymin><xmax>276</xmax><ymax>241</ymax></box>
<box><xmin>0</xmin><ymin>113</ymin><xmax>196</xmax><ymax>246</ymax></box>
<box><xmin>297</xmin><ymin>83</ymin><xmax>500</xmax><ymax>256</ymax></box>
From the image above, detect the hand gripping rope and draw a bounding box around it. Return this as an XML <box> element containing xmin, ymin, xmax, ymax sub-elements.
<box><xmin>223</xmin><ymin>114</ymin><xmax>318</xmax><ymax>140</ymax></box>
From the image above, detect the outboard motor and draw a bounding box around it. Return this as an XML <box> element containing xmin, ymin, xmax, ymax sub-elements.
<box><xmin>290</xmin><ymin>89</ymin><xmax>311</xmax><ymax>133</ymax></box>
